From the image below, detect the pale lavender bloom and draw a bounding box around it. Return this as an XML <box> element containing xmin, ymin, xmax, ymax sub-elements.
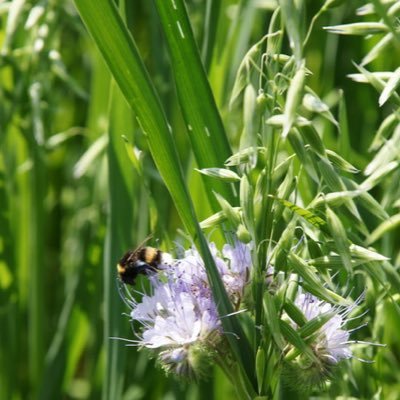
<box><xmin>222</xmin><ymin>241</ymin><xmax>252</xmax><ymax>274</ymax></box>
<box><xmin>140</xmin><ymin>291</ymin><xmax>217</xmax><ymax>349</ymax></box>
<box><xmin>126</xmin><ymin>241</ymin><xmax>252</xmax><ymax>376</ymax></box>
<box><xmin>131</xmin><ymin>274</ymin><xmax>219</xmax><ymax>350</ymax></box>
<box><xmin>220</xmin><ymin>241</ymin><xmax>252</xmax><ymax>302</ymax></box>
<box><xmin>294</xmin><ymin>292</ymin><xmax>355</xmax><ymax>363</ymax></box>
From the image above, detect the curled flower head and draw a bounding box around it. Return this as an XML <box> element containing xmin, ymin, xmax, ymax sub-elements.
<box><xmin>283</xmin><ymin>291</ymin><xmax>364</xmax><ymax>390</ymax></box>
<box><xmin>295</xmin><ymin>292</ymin><xmax>353</xmax><ymax>364</ymax></box>
<box><xmin>123</xmin><ymin>240</ymin><xmax>252</xmax><ymax>378</ymax></box>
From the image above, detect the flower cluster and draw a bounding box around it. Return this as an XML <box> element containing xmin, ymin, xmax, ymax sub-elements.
<box><xmin>120</xmin><ymin>240</ymin><xmax>373</xmax><ymax>386</ymax></box>
<box><xmin>123</xmin><ymin>241</ymin><xmax>252</xmax><ymax>378</ymax></box>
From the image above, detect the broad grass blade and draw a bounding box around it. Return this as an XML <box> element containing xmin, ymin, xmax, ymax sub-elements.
<box><xmin>155</xmin><ymin>0</ymin><xmax>235</xmax><ymax>207</ymax></box>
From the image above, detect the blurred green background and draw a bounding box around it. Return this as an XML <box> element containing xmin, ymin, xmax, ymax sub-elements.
<box><xmin>1</xmin><ymin>1</ymin><xmax>400</xmax><ymax>399</ymax></box>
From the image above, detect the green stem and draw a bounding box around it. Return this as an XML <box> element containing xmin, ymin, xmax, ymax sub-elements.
<box><xmin>215</xmin><ymin>351</ymin><xmax>253</xmax><ymax>400</ymax></box>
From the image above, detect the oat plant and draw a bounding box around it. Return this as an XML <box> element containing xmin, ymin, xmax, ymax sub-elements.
<box><xmin>2</xmin><ymin>0</ymin><xmax>400</xmax><ymax>399</ymax></box>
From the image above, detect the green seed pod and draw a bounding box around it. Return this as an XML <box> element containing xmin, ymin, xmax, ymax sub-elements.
<box><xmin>236</xmin><ymin>224</ymin><xmax>252</xmax><ymax>244</ymax></box>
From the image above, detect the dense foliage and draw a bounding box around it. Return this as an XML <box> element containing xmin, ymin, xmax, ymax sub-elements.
<box><xmin>1</xmin><ymin>1</ymin><xmax>400</xmax><ymax>399</ymax></box>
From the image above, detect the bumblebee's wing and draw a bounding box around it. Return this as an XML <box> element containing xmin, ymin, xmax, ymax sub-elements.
<box><xmin>120</xmin><ymin>236</ymin><xmax>153</xmax><ymax>265</ymax></box>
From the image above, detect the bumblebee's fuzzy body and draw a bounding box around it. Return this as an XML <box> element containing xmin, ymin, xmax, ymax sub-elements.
<box><xmin>117</xmin><ymin>246</ymin><xmax>163</xmax><ymax>285</ymax></box>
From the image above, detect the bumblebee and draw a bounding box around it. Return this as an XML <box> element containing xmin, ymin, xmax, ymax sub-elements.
<box><xmin>117</xmin><ymin>245</ymin><xmax>165</xmax><ymax>285</ymax></box>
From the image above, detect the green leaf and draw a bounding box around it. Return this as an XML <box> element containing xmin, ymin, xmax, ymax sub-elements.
<box><xmin>326</xmin><ymin>207</ymin><xmax>353</xmax><ymax>273</ymax></box>
<box><xmin>263</xmin><ymin>292</ymin><xmax>286</xmax><ymax>349</ymax></box>
<box><xmin>45</xmin><ymin>128</ymin><xmax>83</xmax><ymax>150</ymax></box>
<box><xmin>347</xmin><ymin>71</ymin><xmax>393</xmax><ymax>83</ymax></box>
<box><xmin>360</xmin><ymin>161</ymin><xmax>398</xmax><ymax>191</ymax></box>
<box><xmin>379</xmin><ymin>66</ymin><xmax>400</xmax><ymax>106</ymax></box>
<box><xmin>343</xmin><ymin>177</ymin><xmax>389</xmax><ymax>221</ymax></box>
<box><xmin>280</xmin><ymin>0</ymin><xmax>305</xmax><ymax>61</ymax></box>
<box><xmin>154</xmin><ymin>0</ymin><xmax>235</xmax><ymax>207</ymax></box>
<box><xmin>241</xmin><ymin>175</ymin><xmax>256</xmax><ymax>238</ymax></box>
<box><xmin>317</xmin><ymin>157</ymin><xmax>345</xmax><ymax>192</ymax></box>
<box><xmin>282</xmin><ymin>61</ymin><xmax>307</xmax><ymax>138</ymax></box>
<box><xmin>274</xmin><ymin>219</ymin><xmax>297</xmax><ymax>271</ymax></box>
<box><xmin>74</xmin><ymin>0</ymin><xmax>197</xmax><ymax>235</ymax></box>
<box><xmin>287</xmin><ymin>253</ymin><xmax>345</xmax><ymax>304</ymax></box>
<box><xmin>242</xmin><ymin>84</ymin><xmax>258</xmax><ymax>149</ymax></box>
<box><xmin>267</xmin><ymin>7</ymin><xmax>283</xmax><ymax>55</ymax></box>
<box><xmin>230</xmin><ymin>34</ymin><xmax>268</xmax><ymax>107</ymax></box>
<box><xmin>280</xmin><ymin>320</ymin><xmax>318</xmax><ymax>363</ymax></box>
<box><xmin>270</xmin><ymin>196</ymin><xmax>327</xmax><ymax>230</ymax></box>
<box><xmin>338</xmin><ymin>92</ymin><xmax>351</xmax><ymax>160</ymax></box>
<box><xmin>199</xmin><ymin>209</ymin><xmax>241</xmax><ymax>229</ymax></box>
<box><xmin>353</xmin><ymin>63</ymin><xmax>400</xmax><ymax>106</ymax></box>
<box><xmin>368</xmin><ymin>113</ymin><xmax>399</xmax><ymax>152</ymax></box>
<box><xmin>364</xmin><ymin>125</ymin><xmax>400</xmax><ymax>176</ymax></box>
<box><xmin>266</xmin><ymin>114</ymin><xmax>311</xmax><ymax>128</ymax></box>
<box><xmin>213</xmin><ymin>192</ymin><xmax>241</xmax><ymax>228</ymax></box>
<box><xmin>317</xmin><ymin>157</ymin><xmax>363</xmax><ymax>223</ymax></box>
<box><xmin>324</xmin><ymin>22</ymin><xmax>388</xmax><ymax>35</ymax></box>
<box><xmin>308</xmin><ymin>255</ymin><xmax>354</xmax><ymax>269</ymax></box>
<box><xmin>256</xmin><ymin>347</ymin><xmax>266</xmax><ymax>395</ymax></box>
<box><xmin>121</xmin><ymin>136</ymin><xmax>143</xmax><ymax>176</ymax></box>
<box><xmin>73</xmin><ymin>134</ymin><xmax>108</xmax><ymax>179</ymax></box>
<box><xmin>361</xmin><ymin>33</ymin><xmax>393</xmax><ymax>67</ymax></box>
<box><xmin>367</xmin><ymin>213</ymin><xmax>400</xmax><ymax>245</ymax></box>
<box><xmin>299</xmin><ymin>311</ymin><xmax>335</xmax><ymax>340</ymax></box>
<box><xmin>287</xmin><ymin>128</ymin><xmax>319</xmax><ymax>182</ymax></box>
<box><xmin>302</xmin><ymin>92</ymin><xmax>329</xmax><ymax>113</ymax></box>
<box><xmin>273</xmin><ymin>165</ymin><xmax>296</xmax><ymax>221</ymax></box>
<box><xmin>326</xmin><ymin>149</ymin><xmax>359</xmax><ymax>173</ymax></box>
<box><xmin>299</xmin><ymin>124</ymin><xmax>326</xmax><ymax>156</ymax></box>
<box><xmin>283</xmin><ymin>299</ymin><xmax>307</xmax><ymax>327</ymax></box>
<box><xmin>200</xmin><ymin>0</ymin><xmax>221</xmax><ymax>71</ymax></box>
<box><xmin>225</xmin><ymin>147</ymin><xmax>267</xmax><ymax>167</ymax></box>
<box><xmin>349</xmin><ymin>244</ymin><xmax>389</xmax><ymax>262</ymax></box>
<box><xmin>196</xmin><ymin>167</ymin><xmax>241</xmax><ymax>182</ymax></box>
<box><xmin>311</xmin><ymin>190</ymin><xmax>364</xmax><ymax>209</ymax></box>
